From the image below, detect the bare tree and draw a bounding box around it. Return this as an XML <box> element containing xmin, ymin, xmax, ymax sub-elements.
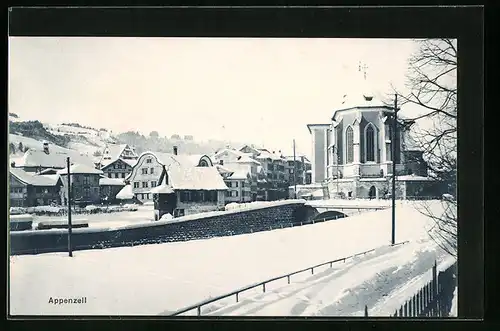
<box><xmin>394</xmin><ymin>39</ymin><xmax>457</xmax><ymax>257</ymax></box>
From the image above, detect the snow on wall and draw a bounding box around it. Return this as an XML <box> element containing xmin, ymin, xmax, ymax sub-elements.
<box><xmin>10</xmin><ymin>201</ymin><xmax>307</xmax><ymax>255</ymax></box>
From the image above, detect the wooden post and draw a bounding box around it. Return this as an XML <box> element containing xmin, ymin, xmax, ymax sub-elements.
<box><xmin>67</xmin><ymin>157</ymin><xmax>73</xmax><ymax>257</ymax></box>
<box><xmin>262</xmin><ymin>283</ymin><xmax>266</xmax><ymax>293</ymax></box>
<box><xmin>287</xmin><ymin>275</ymin><xmax>290</xmax><ymax>284</ymax></box>
<box><xmin>432</xmin><ymin>261</ymin><xmax>438</xmax><ymax>316</ymax></box>
<box><xmin>197</xmin><ymin>306</ymin><xmax>201</xmax><ymax>316</ymax></box>
<box><xmin>293</xmin><ymin>139</ymin><xmax>297</xmax><ymax>199</ymax></box>
<box><xmin>364</xmin><ymin>305</ymin><xmax>368</xmax><ymax>317</ymax></box>
<box><xmin>311</xmin><ymin>267</ymin><xmax>314</xmax><ymax>275</ymax></box>
<box><xmin>236</xmin><ymin>292</ymin><xmax>239</xmax><ymax>303</ymax></box>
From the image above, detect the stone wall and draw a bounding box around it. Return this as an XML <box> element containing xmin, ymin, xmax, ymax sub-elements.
<box><xmin>10</xmin><ymin>201</ymin><xmax>311</xmax><ymax>255</ymax></box>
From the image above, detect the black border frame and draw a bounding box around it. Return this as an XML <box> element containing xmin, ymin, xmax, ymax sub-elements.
<box><xmin>5</xmin><ymin>5</ymin><xmax>485</xmax><ymax>330</ymax></box>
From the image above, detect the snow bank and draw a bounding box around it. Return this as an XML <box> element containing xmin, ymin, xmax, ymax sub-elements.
<box><xmin>160</xmin><ymin>213</ymin><xmax>173</xmax><ymax>221</ymax></box>
<box><xmin>201</xmin><ymin>240</ymin><xmax>450</xmax><ymax>316</ymax></box>
<box><xmin>9</xmin><ymin>201</ymin><xmax>449</xmax><ymax>316</ymax></box>
<box><xmin>450</xmin><ymin>285</ymin><xmax>458</xmax><ymax>317</ymax></box>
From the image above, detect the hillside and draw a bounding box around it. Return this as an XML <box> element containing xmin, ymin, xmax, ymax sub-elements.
<box><xmin>8</xmin><ymin>119</ymin><xmax>252</xmax><ymax>159</ymax></box>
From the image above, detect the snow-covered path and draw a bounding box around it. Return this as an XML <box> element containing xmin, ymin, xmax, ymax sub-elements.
<box><xmin>200</xmin><ymin>240</ymin><xmax>451</xmax><ymax>317</ymax></box>
<box><xmin>9</xmin><ymin>200</ymin><xmax>451</xmax><ymax>316</ymax></box>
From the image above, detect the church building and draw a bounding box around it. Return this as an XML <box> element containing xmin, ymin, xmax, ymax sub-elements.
<box><xmin>307</xmin><ymin>62</ymin><xmax>438</xmax><ymax>200</ymax></box>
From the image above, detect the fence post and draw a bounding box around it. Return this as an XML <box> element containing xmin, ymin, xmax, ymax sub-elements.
<box><xmin>287</xmin><ymin>275</ymin><xmax>290</xmax><ymax>284</ymax></box>
<box><xmin>399</xmin><ymin>306</ymin><xmax>403</xmax><ymax>317</ymax></box>
<box><xmin>263</xmin><ymin>283</ymin><xmax>266</xmax><ymax>293</ymax></box>
<box><xmin>364</xmin><ymin>305</ymin><xmax>368</xmax><ymax>317</ymax></box>
<box><xmin>404</xmin><ymin>302</ymin><xmax>408</xmax><ymax>317</ymax></box>
<box><xmin>330</xmin><ymin>262</ymin><xmax>333</xmax><ymax>268</ymax></box>
<box><xmin>197</xmin><ymin>306</ymin><xmax>201</xmax><ymax>316</ymax></box>
<box><xmin>412</xmin><ymin>295</ymin><xmax>416</xmax><ymax>317</ymax></box>
<box><xmin>236</xmin><ymin>292</ymin><xmax>239</xmax><ymax>303</ymax></box>
<box><xmin>311</xmin><ymin>267</ymin><xmax>314</xmax><ymax>275</ymax></box>
<box><xmin>408</xmin><ymin>299</ymin><xmax>412</xmax><ymax>317</ymax></box>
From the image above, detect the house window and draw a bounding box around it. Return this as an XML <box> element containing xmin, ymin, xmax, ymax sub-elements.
<box><xmin>200</xmin><ymin>160</ymin><xmax>209</xmax><ymax>167</ymax></box>
<box><xmin>150</xmin><ymin>168</ymin><xmax>154</xmax><ymax>174</ymax></box>
<box><xmin>365</xmin><ymin>124</ymin><xmax>376</xmax><ymax>162</ymax></box>
<box><xmin>83</xmin><ymin>187</ymin><xmax>90</xmax><ymax>197</ymax></box>
<box><xmin>346</xmin><ymin>126</ymin><xmax>354</xmax><ymax>163</ymax></box>
<box><xmin>108</xmin><ymin>173</ymin><xmax>112</xmax><ymax>178</ymax></box>
<box><xmin>151</xmin><ymin>181</ymin><xmax>157</xmax><ymax>188</ymax></box>
<box><xmin>83</xmin><ymin>175</ymin><xmax>90</xmax><ymax>185</ymax></box>
<box><xmin>233</xmin><ymin>191</ymin><xmax>239</xmax><ymax>197</ymax></box>
<box><xmin>115</xmin><ymin>173</ymin><xmax>119</xmax><ymax>178</ymax></box>
<box><xmin>146</xmin><ymin>158</ymin><xmax>152</xmax><ymax>164</ymax></box>
<box><xmin>225</xmin><ymin>181</ymin><xmax>231</xmax><ymax>188</ymax></box>
<box><xmin>133</xmin><ymin>181</ymin><xmax>140</xmax><ymax>188</ymax></box>
<box><xmin>234</xmin><ymin>182</ymin><xmax>239</xmax><ymax>188</ymax></box>
<box><xmin>241</xmin><ymin>181</ymin><xmax>245</xmax><ymax>188</ymax></box>
<box><xmin>121</xmin><ymin>173</ymin><xmax>126</xmax><ymax>178</ymax></box>
<box><xmin>142</xmin><ymin>181</ymin><xmax>148</xmax><ymax>188</ymax></box>
<box><xmin>142</xmin><ymin>168</ymin><xmax>148</xmax><ymax>175</ymax></box>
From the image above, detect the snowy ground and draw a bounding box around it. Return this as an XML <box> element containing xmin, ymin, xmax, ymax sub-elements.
<box><xmin>31</xmin><ymin>205</ymin><xmax>155</xmax><ymax>229</ymax></box>
<box><xmin>9</xmin><ymin>200</ymin><xmax>452</xmax><ymax>316</ymax></box>
<box><xmin>200</xmin><ymin>241</ymin><xmax>453</xmax><ymax>317</ymax></box>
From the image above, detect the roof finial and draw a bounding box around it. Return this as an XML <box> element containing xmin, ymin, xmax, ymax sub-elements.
<box><xmin>361</xmin><ymin>62</ymin><xmax>368</xmax><ymax>81</ymax></box>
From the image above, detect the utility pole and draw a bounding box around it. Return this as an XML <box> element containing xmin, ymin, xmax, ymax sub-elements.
<box><xmin>66</xmin><ymin>157</ymin><xmax>73</xmax><ymax>257</ymax></box>
<box><xmin>335</xmin><ymin>146</ymin><xmax>339</xmax><ymax>197</ymax></box>
<box><xmin>293</xmin><ymin>139</ymin><xmax>297</xmax><ymax>199</ymax></box>
<box><xmin>391</xmin><ymin>94</ymin><xmax>398</xmax><ymax>246</ymax></box>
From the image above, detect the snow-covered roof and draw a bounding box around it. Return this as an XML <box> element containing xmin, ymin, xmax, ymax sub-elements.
<box><xmin>57</xmin><ymin>163</ymin><xmax>103</xmax><ymax>175</ymax></box>
<box><xmin>116</xmin><ymin>185</ymin><xmax>134</xmax><ymax>200</ymax></box>
<box><xmin>215</xmin><ymin>164</ymin><xmax>234</xmax><ymax>175</ymax></box>
<box><xmin>100</xmin><ymin>158</ymin><xmax>137</xmax><ymax>170</ymax></box>
<box><xmin>397</xmin><ymin>175</ymin><xmax>433</xmax><ymax>181</ymax></box>
<box><xmin>150</xmin><ymin>184</ymin><xmax>175</xmax><ymax>194</ymax></box>
<box><xmin>141</xmin><ymin>151</ymin><xmax>197</xmax><ymax>169</ymax></box>
<box><xmin>10</xmin><ymin>168</ymin><xmax>61</xmax><ymax>186</ymax></box>
<box><xmin>228</xmin><ymin>171</ymin><xmax>249</xmax><ymax>180</ymax></box>
<box><xmin>236</xmin><ymin>156</ymin><xmax>261</xmax><ymax>165</ymax></box>
<box><xmin>99</xmin><ymin>177</ymin><xmax>125</xmax><ymax>186</ymax></box>
<box><xmin>256</xmin><ymin>150</ymin><xmax>283</xmax><ymax>161</ymax></box>
<box><xmin>168</xmin><ymin>166</ymin><xmax>228</xmax><ymax>191</ymax></box>
<box><xmin>19</xmin><ymin>149</ymin><xmax>95</xmax><ymax>169</ymax></box>
<box><xmin>213</xmin><ymin>148</ymin><xmax>245</xmax><ymax>159</ymax></box>
<box><xmin>37</xmin><ymin>168</ymin><xmax>60</xmax><ymax>175</ymax></box>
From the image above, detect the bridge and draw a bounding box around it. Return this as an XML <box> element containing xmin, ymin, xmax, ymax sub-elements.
<box><xmin>304</xmin><ymin>200</ymin><xmax>390</xmax><ymax>219</ymax></box>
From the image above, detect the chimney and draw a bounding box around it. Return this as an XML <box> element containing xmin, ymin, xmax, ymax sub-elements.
<box><xmin>43</xmin><ymin>141</ymin><xmax>50</xmax><ymax>154</ymax></box>
<box><xmin>219</xmin><ymin>160</ymin><xmax>224</xmax><ymax>165</ymax></box>
<box><xmin>173</xmin><ymin>146</ymin><xmax>178</xmax><ymax>155</ymax></box>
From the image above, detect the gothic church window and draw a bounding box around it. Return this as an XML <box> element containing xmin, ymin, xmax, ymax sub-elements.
<box><xmin>346</xmin><ymin>126</ymin><xmax>354</xmax><ymax>163</ymax></box>
<box><xmin>365</xmin><ymin>124</ymin><xmax>375</xmax><ymax>162</ymax></box>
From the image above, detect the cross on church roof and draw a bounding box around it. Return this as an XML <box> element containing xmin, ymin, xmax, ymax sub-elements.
<box><xmin>358</xmin><ymin>61</ymin><xmax>368</xmax><ymax>80</ymax></box>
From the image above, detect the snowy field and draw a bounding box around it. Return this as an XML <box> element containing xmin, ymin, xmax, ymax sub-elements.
<box><xmin>9</xmin><ymin>200</ymin><xmax>454</xmax><ymax>316</ymax></box>
<box><xmin>31</xmin><ymin>205</ymin><xmax>155</xmax><ymax>229</ymax></box>
<box><xmin>200</xmin><ymin>241</ymin><xmax>454</xmax><ymax>317</ymax></box>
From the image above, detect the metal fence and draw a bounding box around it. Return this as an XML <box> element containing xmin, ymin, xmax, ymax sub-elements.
<box><xmin>170</xmin><ymin>241</ymin><xmax>409</xmax><ymax>316</ymax></box>
<box><xmin>364</xmin><ymin>260</ymin><xmax>457</xmax><ymax>317</ymax></box>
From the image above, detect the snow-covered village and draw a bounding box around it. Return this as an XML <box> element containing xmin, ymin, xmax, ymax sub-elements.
<box><xmin>8</xmin><ymin>38</ymin><xmax>457</xmax><ymax>317</ymax></box>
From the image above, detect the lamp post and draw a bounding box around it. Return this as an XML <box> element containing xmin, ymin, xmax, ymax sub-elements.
<box><xmin>293</xmin><ymin>139</ymin><xmax>297</xmax><ymax>199</ymax></box>
<box><xmin>66</xmin><ymin>157</ymin><xmax>73</xmax><ymax>257</ymax></box>
<box><xmin>391</xmin><ymin>94</ymin><xmax>398</xmax><ymax>246</ymax></box>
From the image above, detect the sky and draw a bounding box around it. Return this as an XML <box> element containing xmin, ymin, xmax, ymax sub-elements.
<box><xmin>9</xmin><ymin>37</ymin><xmax>419</xmax><ymax>157</ymax></box>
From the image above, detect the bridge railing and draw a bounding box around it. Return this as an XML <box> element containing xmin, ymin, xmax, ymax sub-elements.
<box><xmin>169</xmin><ymin>241</ymin><xmax>409</xmax><ymax>316</ymax></box>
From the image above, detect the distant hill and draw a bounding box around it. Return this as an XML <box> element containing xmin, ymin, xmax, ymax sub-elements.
<box><xmin>8</xmin><ymin>119</ymin><xmax>252</xmax><ymax>159</ymax></box>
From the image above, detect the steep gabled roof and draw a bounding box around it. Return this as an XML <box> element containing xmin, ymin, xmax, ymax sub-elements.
<box><xmin>57</xmin><ymin>163</ymin><xmax>103</xmax><ymax>175</ymax></box>
<box><xmin>168</xmin><ymin>166</ymin><xmax>228</xmax><ymax>191</ymax></box>
<box><xmin>19</xmin><ymin>149</ymin><xmax>95</xmax><ymax>169</ymax></box>
<box><xmin>10</xmin><ymin>168</ymin><xmax>61</xmax><ymax>186</ymax></box>
<box><xmin>99</xmin><ymin>177</ymin><xmax>126</xmax><ymax>186</ymax></box>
